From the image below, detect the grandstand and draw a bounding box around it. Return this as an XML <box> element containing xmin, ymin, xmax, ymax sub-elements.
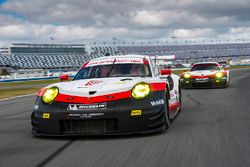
<box><xmin>0</xmin><ymin>47</ymin><xmax>9</xmax><ymax>55</ymax></box>
<box><xmin>118</xmin><ymin>43</ymin><xmax>250</xmax><ymax>59</ymax></box>
<box><xmin>1</xmin><ymin>42</ymin><xmax>250</xmax><ymax>73</ymax></box>
<box><xmin>117</xmin><ymin>43</ymin><xmax>250</xmax><ymax>66</ymax></box>
<box><xmin>91</xmin><ymin>46</ymin><xmax>119</xmax><ymax>55</ymax></box>
<box><xmin>0</xmin><ymin>54</ymin><xmax>88</xmax><ymax>69</ymax></box>
<box><xmin>0</xmin><ymin>43</ymin><xmax>89</xmax><ymax>70</ymax></box>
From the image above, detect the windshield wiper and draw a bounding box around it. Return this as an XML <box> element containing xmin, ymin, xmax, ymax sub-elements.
<box><xmin>106</xmin><ymin>58</ymin><xmax>116</xmax><ymax>77</ymax></box>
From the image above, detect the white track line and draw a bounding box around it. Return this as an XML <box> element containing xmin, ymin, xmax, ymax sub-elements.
<box><xmin>0</xmin><ymin>93</ymin><xmax>36</xmax><ymax>102</ymax></box>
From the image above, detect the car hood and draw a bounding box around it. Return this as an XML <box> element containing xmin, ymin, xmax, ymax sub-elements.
<box><xmin>49</xmin><ymin>77</ymin><xmax>150</xmax><ymax>97</ymax></box>
<box><xmin>188</xmin><ymin>70</ymin><xmax>219</xmax><ymax>77</ymax></box>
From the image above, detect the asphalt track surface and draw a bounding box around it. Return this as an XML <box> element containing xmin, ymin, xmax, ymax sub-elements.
<box><xmin>0</xmin><ymin>69</ymin><xmax>250</xmax><ymax>167</ymax></box>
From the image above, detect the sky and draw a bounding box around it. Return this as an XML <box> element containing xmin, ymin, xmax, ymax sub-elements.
<box><xmin>1</xmin><ymin>0</ymin><xmax>250</xmax><ymax>46</ymax></box>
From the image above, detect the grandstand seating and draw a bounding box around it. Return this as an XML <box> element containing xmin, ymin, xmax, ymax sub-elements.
<box><xmin>0</xmin><ymin>54</ymin><xmax>87</xmax><ymax>69</ymax></box>
<box><xmin>1</xmin><ymin>43</ymin><xmax>250</xmax><ymax>69</ymax></box>
<box><xmin>118</xmin><ymin>43</ymin><xmax>250</xmax><ymax>59</ymax></box>
<box><xmin>91</xmin><ymin>46</ymin><xmax>119</xmax><ymax>54</ymax></box>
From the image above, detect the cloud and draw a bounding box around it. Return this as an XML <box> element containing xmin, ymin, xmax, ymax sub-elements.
<box><xmin>172</xmin><ymin>28</ymin><xmax>215</xmax><ymax>38</ymax></box>
<box><xmin>0</xmin><ymin>23</ymin><xmax>103</xmax><ymax>42</ymax></box>
<box><xmin>0</xmin><ymin>0</ymin><xmax>250</xmax><ymax>44</ymax></box>
<box><xmin>219</xmin><ymin>27</ymin><xmax>250</xmax><ymax>39</ymax></box>
<box><xmin>132</xmin><ymin>10</ymin><xmax>166</xmax><ymax>27</ymax></box>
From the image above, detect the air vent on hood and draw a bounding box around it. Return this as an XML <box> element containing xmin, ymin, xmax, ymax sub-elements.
<box><xmin>120</xmin><ymin>78</ymin><xmax>133</xmax><ymax>81</ymax></box>
<box><xmin>89</xmin><ymin>91</ymin><xmax>97</xmax><ymax>95</ymax></box>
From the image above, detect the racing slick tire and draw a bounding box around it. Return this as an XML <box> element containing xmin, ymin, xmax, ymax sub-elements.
<box><xmin>161</xmin><ymin>94</ymin><xmax>170</xmax><ymax>133</ymax></box>
<box><xmin>226</xmin><ymin>77</ymin><xmax>230</xmax><ymax>88</ymax></box>
<box><xmin>178</xmin><ymin>85</ymin><xmax>182</xmax><ymax>112</ymax></box>
<box><xmin>222</xmin><ymin>77</ymin><xmax>230</xmax><ymax>88</ymax></box>
<box><xmin>31</xmin><ymin>113</ymin><xmax>41</xmax><ymax>137</ymax></box>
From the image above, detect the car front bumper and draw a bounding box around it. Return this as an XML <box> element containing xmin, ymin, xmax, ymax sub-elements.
<box><xmin>180</xmin><ymin>77</ymin><xmax>228</xmax><ymax>88</ymax></box>
<box><xmin>31</xmin><ymin>91</ymin><xmax>167</xmax><ymax>136</ymax></box>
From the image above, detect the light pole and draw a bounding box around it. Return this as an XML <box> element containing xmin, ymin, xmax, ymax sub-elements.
<box><xmin>50</xmin><ymin>37</ymin><xmax>54</xmax><ymax>45</ymax></box>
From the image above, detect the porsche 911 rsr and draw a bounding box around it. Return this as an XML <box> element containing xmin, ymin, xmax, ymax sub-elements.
<box><xmin>31</xmin><ymin>55</ymin><xmax>181</xmax><ymax>136</ymax></box>
<box><xmin>180</xmin><ymin>62</ymin><xmax>230</xmax><ymax>88</ymax></box>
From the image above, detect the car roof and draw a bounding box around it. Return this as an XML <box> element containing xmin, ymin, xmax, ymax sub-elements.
<box><xmin>82</xmin><ymin>54</ymin><xmax>153</xmax><ymax>68</ymax></box>
<box><xmin>92</xmin><ymin>54</ymin><xmax>150</xmax><ymax>61</ymax></box>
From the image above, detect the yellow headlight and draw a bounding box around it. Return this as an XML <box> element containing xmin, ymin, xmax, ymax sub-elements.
<box><xmin>42</xmin><ymin>87</ymin><xmax>59</xmax><ymax>104</ymax></box>
<box><xmin>184</xmin><ymin>73</ymin><xmax>191</xmax><ymax>78</ymax></box>
<box><xmin>215</xmin><ymin>72</ymin><xmax>223</xmax><ymax>78</ymax></box>
<box><xmin>131</xmin><ymin>83</ymin><xmax>150</xmax><ymax>99</ymax></box>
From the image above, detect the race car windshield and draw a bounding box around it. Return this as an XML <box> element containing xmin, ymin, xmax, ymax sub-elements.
<box><xmin>190</xmin><ymin>64</ymin><xmax>220</xmax><ymax>71</ymax></box>
<box><xmin>74</xmin><ymin>64</ymin><xmax>152</xmax><ymax>80</ymax></box>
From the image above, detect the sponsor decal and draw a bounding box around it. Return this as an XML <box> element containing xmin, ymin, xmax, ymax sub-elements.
<box><xmin>115</xmin><ymin>59</ymin><xmax>142</xmax><ymax>63</ymax></box>
<box><xmin>86</xmin><ymin>58</ymin><xmax>143</xmax><ymax>67</ymax></box>
<box><xmin>85</xmin><ymin>80</ymin><xmax>103</xmax><ymax>87</ymax></box>
<box><xmin>87</xmin><ymin>60</ymin><xmax>114</xmax><ymax>66</ymax></box>
<box><xmin>131</xmin><ymin>110</ymin><xmax>142</xmax><ymax>116</ymax></box>
<box><xmin>42</xmin><ymin>113</ymin><xmax>50</xmax><ymax>119</ymax></box>
<box><xmin>195</xmin><ymin>78</ymin><xmax>208</xmax><ymax>82</ymax></box>
<box><xmin>196</xmin><ymin>78</ymin><xmax>208</xmax><ymax>80</ymax></box>
<box><xmin>68</xmin><ymin>113</ymin><xmax>104</xmax><ymax>118</ymax></box>
<box><xmin>67</xmin><ymin>103</ymin><xmax>107</xmax><ymax>111</ymax></box>
<box><xmin>151</xmin><ymin>99</ymin><xmax>164</xmax><ymax>106</ymax></box>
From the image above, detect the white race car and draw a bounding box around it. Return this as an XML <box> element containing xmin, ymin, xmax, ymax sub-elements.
<box><xmin>31</xmin><ymin>55</ymin><xmax>181</xmax><ymax>136</ymax></box>
<box><xmin>180</xmin><ymin>62</ymin><xmax>230</xmax><ymax>88</ymax></box>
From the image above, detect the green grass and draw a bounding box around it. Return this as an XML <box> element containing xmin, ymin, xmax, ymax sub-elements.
<box><xmin>0</xmin><ymin>79</ymin><xmax>60</xmax><ymax>87</ymax></box>
<box><xmin>227</xmin><ymin>65</ymin><xmax>250</xmax><ymax>69</ymax></box>
<box><xmin>0</xmin><ymin>65</ymin><xmax>250</xmax><ymax>99</ymax></box>
<box><xmin>0</xmin><ymin>88</ymin><xmax>40</xmax><ymax>99</ymax></box>
<box><xmin>0</xmin><ymin>79</ymin><xmax>61</xmax><ymax>99</ymax></box>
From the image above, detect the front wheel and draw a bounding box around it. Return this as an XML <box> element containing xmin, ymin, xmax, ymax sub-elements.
<box><xmin>178</xmin><ymin>86</ymin><xmax>182</xmax><ymax>112</ymax></box>
<box><xmin>222</xmin><ymin>79</ymin><xmax>230</xmax><ymax>88</ymax></box>
<box><xmin>162</xmin><ymin>95</ymin><xmax>170</xmax><ymax>132</ymax></box>
<box><xmin>226</xmin><ymin>77</ymin><xmax>230</xmax><ymax>87</ymax></box>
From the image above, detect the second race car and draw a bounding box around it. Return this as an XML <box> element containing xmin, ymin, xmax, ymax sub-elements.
<box><xmin>180</xmin><ymin>62</ymin><xmax>230</xmax><ymax>88</ymax></box>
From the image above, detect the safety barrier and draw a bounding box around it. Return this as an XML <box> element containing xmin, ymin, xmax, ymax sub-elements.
<box><xmin>0</xmin><ymin>76</ymin><xmax>74</xmax><ymax>83</ymax></box>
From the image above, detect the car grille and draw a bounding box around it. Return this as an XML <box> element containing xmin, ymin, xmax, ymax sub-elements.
<box><xmin>192</xmin><ymin>82</ymin><xmax>212</xmax><ymax>88</ymax></box>
<box><xmin>60</xmin><ymin>119</ymin><xmax>117</xmax><ymax>134</ymax></box>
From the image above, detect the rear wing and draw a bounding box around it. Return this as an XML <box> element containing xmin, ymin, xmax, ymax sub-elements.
<box><xmin>218</xmin><ymin>61</ymin><xmax>230</xmax><ymax>68</ymax></box>
<box><xmin>153</xmin><ymin>55</ymin><xmax>176</xmax><ymax>61</ymax></box>
<box><xmin>151</xmin><ymin>55</ymin><xmax>176</xmax><ymax>68</ymax></box>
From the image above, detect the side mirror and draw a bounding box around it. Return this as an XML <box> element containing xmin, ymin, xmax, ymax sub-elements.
<box><xmin>224</xmin><ymin>65</ymin><xmax>230</xmax><ymax>70</ymax></box>
<box><xmin>60</xmin><ymin>74</ymin><xmax>69</xmax><ymax>81</ymax></box>
<box><xmin>160</xmin><ymin>69</ymin><xmax>172</xmax><ymax>75</ymax></box>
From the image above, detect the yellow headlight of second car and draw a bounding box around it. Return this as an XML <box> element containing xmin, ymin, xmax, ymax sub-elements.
<box><xmin>131</xmin><ymin>83</ymin><xmax>150</xmax><ymax>99</ymax></box>
<box><xmin>184</xmin><ymin>73</ymin><xmax>191</xmax><ymax>78</ymax></box>
<box><xmin>42</xmin><ymin>87</ymin><xmax>59</xmax><ymax>104</ymax></box>
<box><xmin>215</xmin><ymin>72</ymin><xmax>223</xmax><ymax>78</ymax></box>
